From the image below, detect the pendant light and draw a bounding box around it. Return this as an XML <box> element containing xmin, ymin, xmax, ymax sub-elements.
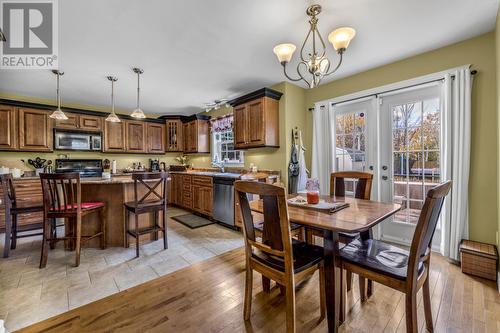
<box><xmin>49</xmin><ymin>70</ymin><xmax>68</xmax><ymax>120</ymax></box>
<box><xmin>130</xmin><ymin>67</ymin><xmax>146</xmax><ymax>119</ymax></box>
<box><xmin>105</xmin><ymin>76</ymin><xmax>120</xmax><ymax>122</ymax></box>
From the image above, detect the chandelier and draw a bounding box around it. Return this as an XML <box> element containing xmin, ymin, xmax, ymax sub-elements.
<box><xmin>203</xmin><ymin>99</ymin><xmax>230</xmax><ymax>113</ymax></box>
<box><xmin>105</xmin><ymin>76</ymin><xmax>120</xmax><ymax>122</ymax></box>
<box><xmin>130</xmin><ymin>67</ymin><xmax>146</xmax><ymax>118</ymax></box>
<box><xmin>49</xmin><ymin>70</ymin><xmax>68</xmax><ymax>120</ymax></box>
<box><xmin>273</xmin><ymin>4</ymin><xmax>356</xmax><ymax>88</ymax></box>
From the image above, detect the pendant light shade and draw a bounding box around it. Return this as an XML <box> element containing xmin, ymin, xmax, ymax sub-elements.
<box><xmin>49</xmin><ymin>70</ymin><xmax>68</xmax><ymax>120</ymax></box>
<box><xmin>106</xmin><ymin>76</ymin><xmax>121</xmax><ymax>122</ymax></box>
<box><xmin>130</xmin><ymin>67</ymin><xmax>146</xmax><ymax>119</ymax></box>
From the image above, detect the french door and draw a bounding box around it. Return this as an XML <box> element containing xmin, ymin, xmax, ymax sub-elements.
<box><xmin>379</xmin><ymin>84</ymin><xmax>443</xmax><ymax>246</ymax></box>
<box><xmin>332</xmin><ymin>83</ymin><xmax>444</xmax><ymax>246</ymax></box>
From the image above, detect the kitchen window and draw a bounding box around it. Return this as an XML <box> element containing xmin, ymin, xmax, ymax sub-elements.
<box><xmin>211</xmin><ymin>115</ymin><xmax>244</xmax><ymax>166</ymax></box>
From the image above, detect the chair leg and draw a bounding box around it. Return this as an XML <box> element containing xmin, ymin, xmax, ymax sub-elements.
<box><xmin>134</xmin><ymin>213</ymin><xmax>140</xmax><ymax>258</ymax></box>
<box><xmin>305</xmin><ymin>229</ymin><xmax>313</xmax><ymax>244</ymax></box>
<box><xmin>152</xmin><ymin>211</ymin><xmax>158</xmax><ymax>241</ymax></box>
<box><xmin>359</xmin><ymin>276</ymin><xmax>367</xmax><ymax>302</ymax></box>
<box><xmin>346</xmin><ymin>270</ymin><xmax>352</xmax><ymax>292</ymax></box>
<box><xmin>100</xmin><ymin>207</ymin><xmax>106</xmax><ymax>250</ymax></box>
<box><xmin>3</xmin><ymin>209</ymin><xmax>11</xmax><ymax>258</ymax></box>
<box><xmin>124</xmin><ymin>210</ymin><xmax>129</xmax><ymax>248</ymax></box>
<box><xmin>74</xmin><ymin>216</ymin><xmax>82</xmax><ymax>267</ymax></box>
<box><xmin>162</xmin><ymin>207</ymin><xmax>168</xmax><ymax>250</ymax></box>
<box><xmin>423</xmin><ymin>277</ymin><xmax>433</xmax><ymax>332</ymax></box>
<box><xmin>405</xmin><ymin>293</ymin><xmax>418</xmax><ymax>333</ymax></box>
<box><xmin>319</xmin><ymin>264</ymin><xmax>326</xmax><ymax>320</ymax></box>
<box><xmin>39</xmin><ymin>217</ymin><xmax>49</xmax><ymax>268</ymax></box>
<box><xmin>10</xmin><ymin>214</ymin><xmax>17</xmax><ymax>250</ymax></box>
<box><xmin>285</xmin><ymin>275</ymin><xmax>296</xmax><ymax>333</ymax></box>
<box><xmin>49</xmin><ymin>218</ymin><xmax>56</xmax><ymax>250</ymax></box>
<box><xmin>243</xmin><ymin>266</ymin><xmax>253</xmax><ymax>321</ymax></box>
<box><xmin>340</xmin><ymin>266</ymin><xmax>346</xmax><ymax>324</ymax></box>
<box><xmin>367</xmin><ymin>279</ymin><xmax>374</xmax><ymax>298</ymax></box>
<box><xmin>262</xmin><ymin>276</ymin><xmax>271</xmax><ymax>293</ymax></box>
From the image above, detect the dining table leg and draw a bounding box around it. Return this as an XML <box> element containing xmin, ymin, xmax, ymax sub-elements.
<box><xmin>323</xmin><ymin>230</ymin><xmax>342</xmax><ymax>333</ymax></box>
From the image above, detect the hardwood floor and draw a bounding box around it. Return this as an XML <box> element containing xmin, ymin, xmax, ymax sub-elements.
<box><xmin>17</xmin><ymin>247</ymin><xmax>500</xmax><ymax>333</ymax></box>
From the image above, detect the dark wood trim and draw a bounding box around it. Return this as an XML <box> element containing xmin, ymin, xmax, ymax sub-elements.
<box><xmin>179</xmin><ymin>114</ymin><xmax>211</xmax><ymax>123</ymax></box>
<box><xmin>0</xmin><ymin>99</ymin><xmax>165</xmax><ymax>124</ymax></box>
<box><xmin>229</xmin><ymin>88</ymin><xmax>283</xmax><ymax>107</ymax></box>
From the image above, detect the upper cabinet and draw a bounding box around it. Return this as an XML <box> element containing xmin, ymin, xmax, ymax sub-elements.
<box><xmin>103</xmin><ymin>120</ymin><xmax>126</xmax><ymax>152</ymax></box>
<box><xmin>55</xmin><ymin>113</ymin><xmax>102</xmax><ymax>131</ymax></box>
<box><xmin>182</xmin><ymin>118</ymin><xmax>209</xmax><ymax>154</ymax></box>
<box><xmin>0</xmin><ymin>105</ymin><xmax>17</xmax><ymax>150</ymax></box>
<box><xmin>230</xmin><ymin>88</ymin><xmax>282</xmax><ymax>149</ymax></box>
<box><xmin>125</xmin><ymin>120</ymin><xmax>147</xmax><ymax>153</ymax></box>
<box><xmin>18</xmin><ymin>108</ymin><xmax>53</xmax><ymax>151</ymax></box>
<box><xmin>165</xmin><ymin>119</ymin><xmax>183</xmax><ymax>152</ymax></box>
<box><xmin>147</xmin><ymin>122</ymin><xmax>165</xmax><ymax>153</ymax></box>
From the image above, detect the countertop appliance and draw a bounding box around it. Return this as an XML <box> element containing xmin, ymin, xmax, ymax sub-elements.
<box><xmin>150</xmin><ymin>159</ymin><xmax>160</xmax><ymax>172</ymax></box>
<box><xmin>55</xmin><ymin>159</ymin><xmax>103</xmax><ymax>178</ymax></box>
<box><xmin>213</xmin><ymin>177</ymin><xmax>235</xmax><ymax>227</ymax></box>
<box><xmin>54</xmin><ymin>130</ymin><xmax>102</xmax><ymax>151</ymax></box>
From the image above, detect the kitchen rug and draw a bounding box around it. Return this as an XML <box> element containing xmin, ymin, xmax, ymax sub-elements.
<box><xmin>172</xmin><ymin>214</ymin><xmax>215</xmax><ymax>229</ymax></box>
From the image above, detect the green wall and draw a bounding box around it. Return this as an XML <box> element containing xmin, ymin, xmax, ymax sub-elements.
<box><xmin>496</xmin><ymin>9</ymin><xmax>500</xmax><ymax>253</ymax></box>
<box><xmin>304</xmin><ymin>32</ymin><xmax>498</xmax><ymax>245</ymax></box>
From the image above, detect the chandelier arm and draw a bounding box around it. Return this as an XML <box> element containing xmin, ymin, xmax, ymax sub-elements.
<box><xmin>296</xmin><ymin>61</ymin><xmax>313</xmax><ymax>88</ymax></box>
<box><xmin>282</xmin><ymin>63</ymin><xmax>307</xmax><ymax>84</ymax></box>
<box><xmin>323</xmin><ymin>51</ymin><xmax>344</xmax><ymax>77</ymax></box>
<box><xmin>316</xmin><ymin>28</ymin><xmax>327</xmax><ymax>59</ymax></box>
<box><xmin>299</xmin><ymin>26</ymin><xmax>313</xmax><ymax>63</ymax></box>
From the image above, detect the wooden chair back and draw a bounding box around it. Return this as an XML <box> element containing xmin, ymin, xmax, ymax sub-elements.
<box><xmin>234</xmin><ymin>181</ymin><xmax>293</xmax><ymax>270</ymax></box>
<box><xmin>0</xmin><ymin>174</ymin><xmax>16</xmax><ymax>208</ymax></box>
<box><xmin>407</xmin><ymin>181</ymin><xmax>452</xmax><ymax>285</ymax></box>
<box><xmin>330</xmin><ymin>171</ymin><xmax>373</xmax><ymax>200</ymax></box>
<box><xmin>40</xmin><ymin>172</ymin><xmax>81</xmax><ymax>215</ymax></box>
<box><xmin>131</xmin><ymin>172</ymin><xmax>168</xmax><ymax>206</ymax></box>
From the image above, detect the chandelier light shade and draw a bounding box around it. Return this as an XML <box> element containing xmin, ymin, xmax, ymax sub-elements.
<box><xmin>272</xmin><ymin>4</ymin><xmax>356</xmax><ymax>88</ymax></box>
<box><xmin>328</xmin><ymin>27</ymin><xmax>356</xmax><ymax>50</ymax></box>
<box><xmin>105</xmin><ymin>76</ymin><xmax>121</xmax><ymax>123</ymax></box>
<box><xmin>130</xmin><ymin>67</ymin><xmax>146</xmax><ymax>119</ymax></box>
<box><xmin>49</xmin><ymin>70</ymin><xmax>68</xmax><ymax>120</ymax></box>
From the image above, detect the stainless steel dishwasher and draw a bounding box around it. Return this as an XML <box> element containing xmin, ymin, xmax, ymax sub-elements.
<box><xmin>213</xmin><ymin>177</ymin><xmax>235</xmax><ymax>227</ymax></box>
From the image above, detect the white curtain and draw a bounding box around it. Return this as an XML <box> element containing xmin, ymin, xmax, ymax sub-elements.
<box><xmin>311</xmin><ymin>104</ymin><xmax>335</xmax><ymax>195</ymax></box>
<box><xmin>440</xmin><ymin>68</ymin><xmax>472</xmax><ymax>261</ymax></box>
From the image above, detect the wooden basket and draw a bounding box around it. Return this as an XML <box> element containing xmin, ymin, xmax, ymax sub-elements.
<box><xmin>459</xmin><ymin>240</ymin><xmax>498</xmax><ymax>281</ymax></box>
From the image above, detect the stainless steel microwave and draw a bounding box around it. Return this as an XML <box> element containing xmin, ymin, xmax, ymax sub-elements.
<box><xmin>54</xmin><ymin>130</ymin><xmax>102</xmax><ymax>151</ymax></box>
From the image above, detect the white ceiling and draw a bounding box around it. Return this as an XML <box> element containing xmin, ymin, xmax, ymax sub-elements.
<box><xmin>0</xmin><ymin>0</ymin><xmax>498</xmax><ymax>115</ymax></box>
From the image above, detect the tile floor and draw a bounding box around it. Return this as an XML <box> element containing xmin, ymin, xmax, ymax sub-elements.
<box><xmin>0</xmin><ymin>207</ymin><xmax>243</xmax><ymax>332</ymax></box>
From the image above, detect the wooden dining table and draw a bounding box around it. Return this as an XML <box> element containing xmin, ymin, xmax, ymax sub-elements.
<box><xmin>250</xmin><ymin>194</ymin><xmax>401</xmax><ymax>333</ymax></box>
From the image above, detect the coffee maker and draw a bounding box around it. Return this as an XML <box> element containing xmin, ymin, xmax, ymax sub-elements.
<box><xmin>150</xmin><ymin>159</ymin><xmax>160</xmax><ymax>172</ymax></box>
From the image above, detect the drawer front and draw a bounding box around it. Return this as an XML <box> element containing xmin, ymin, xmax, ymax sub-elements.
<box><xmin>182</xmin><ymin>183</ymin><xmax>192</xmax><ymax>192</ymax></box>
<box><xmin>182</xmin><ymin>193</ymin><xmax>193</xmax><ymax>209</ymax></box>
<box><xmin>181</xmin><ymin>175</ymin><xmax>192</xmax><ymax>184</ymax></box>
<box><xmin>192</xmin><ymin>176</ymin><xmax>213</xmax><ymax>187</ymax></box>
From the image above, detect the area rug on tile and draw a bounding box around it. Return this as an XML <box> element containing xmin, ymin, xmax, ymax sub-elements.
<box><xmin>172</xmin><ymin>214</ymin><xmax>214</xmax><ymax>229</ymax></box>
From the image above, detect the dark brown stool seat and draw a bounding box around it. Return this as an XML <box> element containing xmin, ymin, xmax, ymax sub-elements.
<box><xmin>340</xmin><ymin>239</ymin><xmax>424</xmax><ymax>280</ymax></box>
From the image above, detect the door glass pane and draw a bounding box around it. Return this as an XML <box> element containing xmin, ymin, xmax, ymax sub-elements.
<box><xmin>391</xmin><ymin>100</ymin><xmax>441</xmax><ymax>225</ymax></box>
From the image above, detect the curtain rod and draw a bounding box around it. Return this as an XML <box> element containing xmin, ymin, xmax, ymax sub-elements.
<box><xmin>307</xmin><ymin>69</ymin><xmax>477</xmax><ymax>111</ymax></box>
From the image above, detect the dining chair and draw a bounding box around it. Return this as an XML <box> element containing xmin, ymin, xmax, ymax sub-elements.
<box><xmin>0</xmin><ymin>174</ymin><xmax>45</xmax><ymax>258</ymax></box>
<box><xmin>339</xmin><ymin>180</ymin><xmax>452</xmax><ymax>333</ymax></box>
<box><xmin>39</xmin><ymin>172</ymin><xmax>106</xmax><ymax>268</ymax></box>
<box><xmin>235</xmin><ymin>180</ymin><xmax>326</xmax><ymax>333</ymax></box>
<box><xmin>306</xmin><ymin>171</ymin><xmax>374</xmax><ymax>299</ymax></box>
<box><xmin>124</xmin><ymin>172</ymin><xmax>168</xmax><ymax>258</ymax></box>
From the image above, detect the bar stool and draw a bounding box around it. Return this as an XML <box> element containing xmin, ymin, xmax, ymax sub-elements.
<box><xmin>124</xmin><ymin>172</ymin><xmax>168</xmax><ymax>258</ymax></box>
<box><xmin>39</xmin><ymin>172</ymin><xmax>106</xmax><ymax>268</ymax></box>
<box><xmin>0</xmin><ymin>174</ymin><xmax>45</xmax><ymax>258</ymax></box>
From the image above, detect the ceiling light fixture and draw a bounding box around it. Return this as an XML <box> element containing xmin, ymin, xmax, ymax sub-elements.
<box><xmin>203</xmin><ymin>99</ymin><xmax>230</xmax><ymax>112</ymax></box>
<box><xmin>273</xmin><ymin>4</ymin><xmax>356</xmax><ymax>88</ymax></box>
<box><xmin>130</xmin><ymin>67</ymin><xmax>146</xmax><ymax>119</ymax></box>
<box><xmin>0</xmin><ymin>28</ymin><xmax>6</xmax><ymax>42</ymax></box>
<box><xmin>105</xmin><ymin>76</ymin><xmax>120</xmax><ymax>122</ymax></box>
<box><xmin>49</xmin><ymin>70</ymin><xmax>68</xmax><ymax>120</ymax></box>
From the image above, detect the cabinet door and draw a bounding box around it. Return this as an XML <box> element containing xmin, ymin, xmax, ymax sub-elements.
<box><xmin>183</xmin><ymin>123</ymin><xmax>189</xmax><ymax>153</ymax></box>
<box><xmin>79</xmin><ymin>114</ymin><xmax>102</xmax><ymax>131</ymax></box>
<box><xmin>103</xmin><ymin>120</ymin><xmax>126</xmax><ymax>152</ymax></box>
<box><xmin>192</xmin><ymin>185</ymin><xmax>202</xmax><ymax>212</ymax></box>
<box><xmin>54</xmin><ymin>113</ymin><xmax>79</xmax><ymax>129</ymax></box>
<box><xmin>189</xmin><ymin>121</ymin><xmax>197</xmax><ymax>152</ymax></box>
<box><xmin>18</xmin><ymin>108</ymin><xmax>53</xmax><ymax>151</ymax></box>
<box><xmin>247</xmin><ymin>99</ymin><xmax>265</xmax><ymax>146</ymax></box>
<box><xmin>125</xmin><ymin>121</ymin><xmax>146</xmax><ymax>153</ymax></box>
<box><xmin>201</xmin><ymin>186</ymin><xmax>213</xmax><ymax>216</ymax></box>
<box><xmin>233</xmin><ymin>104</ymin><xmax>248</xmax><ymax>148</ymax></box>
<box><xmin>0</xmin><ymin>105</ymin><xmax>17</xmax><ymax>150</ymax></box>
<box><xmin>147</xmin><ymin>123</ymin><xmax>165</xmax><ymax>153</ymax></box>
<box><xmin>166</xmin><ymin>120</ymin><xmax>183</xmax><ymax>152</ymax></box>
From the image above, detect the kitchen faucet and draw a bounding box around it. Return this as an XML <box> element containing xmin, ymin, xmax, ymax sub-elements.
<box><xmin>212</xmin><ymin>160</ymin><xmax>225</xmax><ymax>173</ymax></box>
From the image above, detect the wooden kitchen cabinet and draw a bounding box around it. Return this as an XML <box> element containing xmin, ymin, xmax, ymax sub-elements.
<box><xmin>230</xmin><ymin>88</ymin><xmax>282</xmax><ymax>149</ymax></box>
<box><xmin>192</xmin><ymin>176</ymin><xmax>213</xmax><ymax>216</ymax></box>
<box><xmin>125</xmin><ymin>121</ymin><xmax>147</xmax><ymax>153</ymax></box>
<box><xmin>182</xmin><ymin>119</ymin><xmax>210</xmax><ymax>153</ymax></box>
<box><xmin>166</xmin><ymin>119</ymin><xmax>183</xmax><ymax>152</ymax></box>
<box><xmin>54</xmin><ymin>112</ymin><xmax>79</xmax><ymax>129</ymax></box>
<box><xmin>18</xmin><ymin>108</ymin><xmax>53</xmax><ymax>151</ymax></box>
<box><xmin>0</xmin><ymin>105</ymin><xmax>17</xmax><ymax>150</ymax></box>
<box><xmin>54</xmin><ymin>113</ymin><xmax>102</xmax><ymax>131</ymax></box>
<box><xmin>147</xmin><ymin>122</ymin><xmax>165</xmax><ymax>153</ymax></box>
<box><xmin>103</xmin><ymin>120</ymin><xmax>126</xmax><ymax>152</ymax></box>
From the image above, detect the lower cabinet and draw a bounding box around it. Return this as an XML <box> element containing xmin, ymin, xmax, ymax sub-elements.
<box><xmin>169</xmin><ymin>174</ymin><xmax>213</xmax><ymax>218</ymax></box>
